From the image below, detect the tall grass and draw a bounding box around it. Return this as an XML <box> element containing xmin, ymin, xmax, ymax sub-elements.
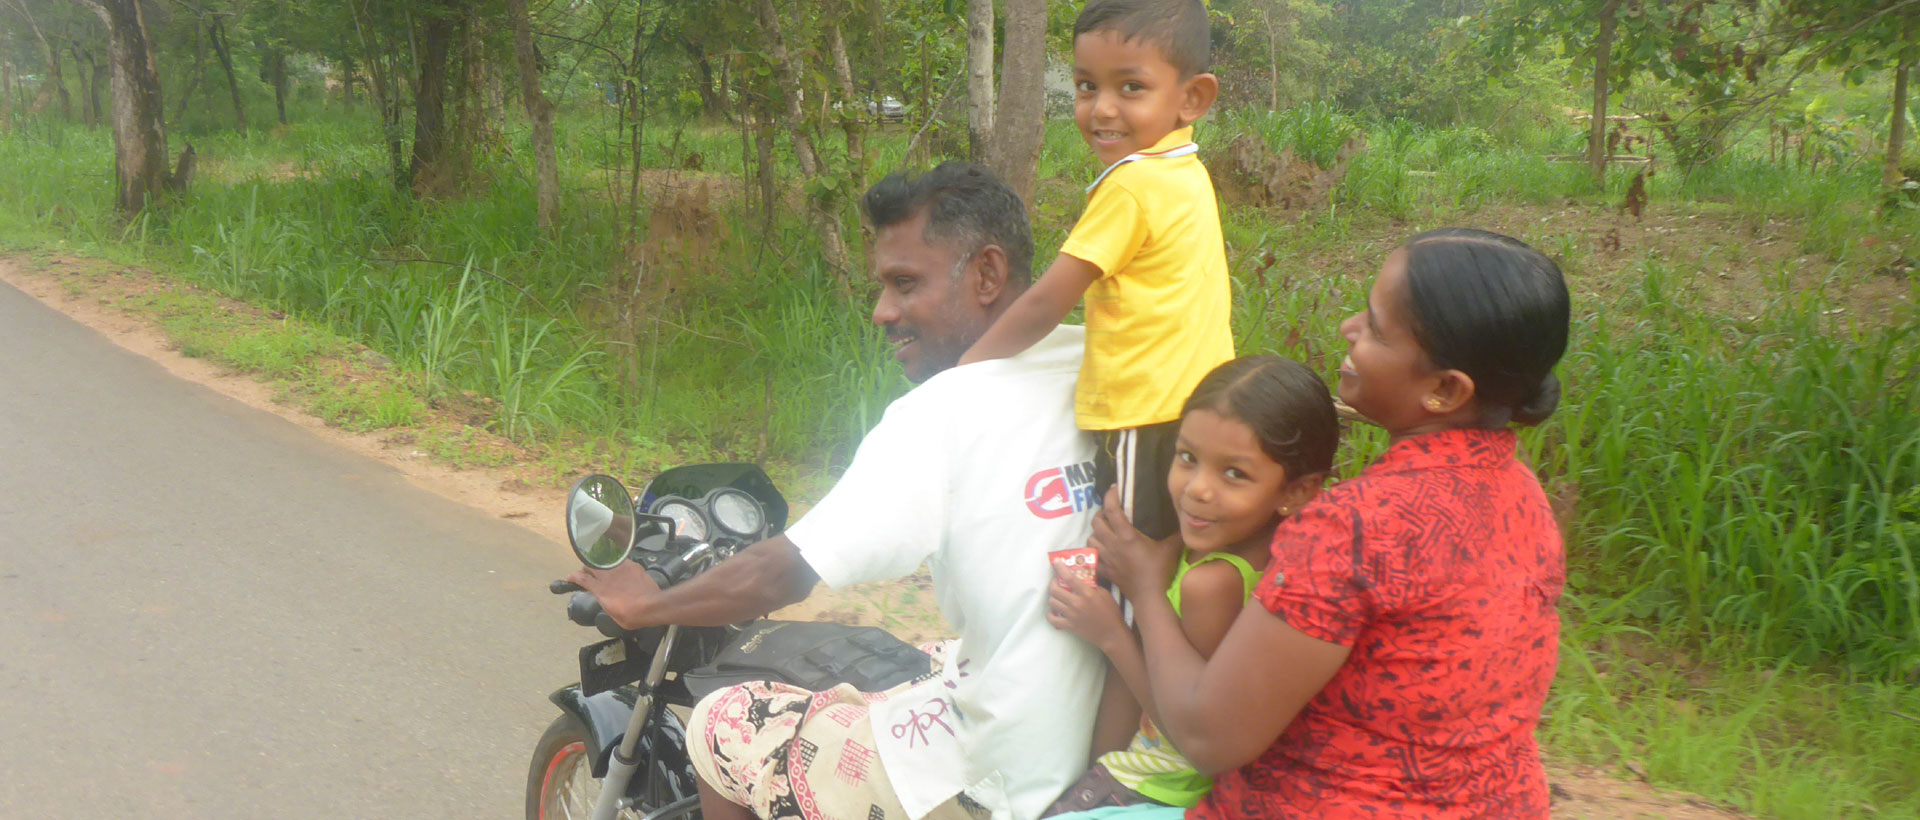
<box><xmin>0</xmin><ymin>119</ymin><xmax>895</xmax><ymax>455</ymax></box>
<box><xmin>1215</xmin><ymin>102</ymin><xmax>1363</xmax><ymax>167</ymax></box>
<box><xmin>1561</xmin><ymin>303</ymin><xmax>1920</xmax><ymax>676</ymax></box>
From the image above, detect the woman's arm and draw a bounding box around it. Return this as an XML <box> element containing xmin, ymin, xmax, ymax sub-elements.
<box><xmin>1052</xmin><ymin>556</ymin><xmax>1270</xmax><ymax>743</ymax></box>
<box><xmin>1089</xmin><ymin>489</ymin><xmax>1352</xmax><ymax>775</ymax></box>
<box><xmin>1129</xmin><ymin>591</ymin><xmax>1348</xmax><ymax>775</ymax></box>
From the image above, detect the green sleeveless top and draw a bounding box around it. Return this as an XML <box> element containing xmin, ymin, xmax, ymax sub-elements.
<box><xmin>1097</xmin><ymin>549</ymin><xmax>1263</xmax><ymax>807</ymax></box>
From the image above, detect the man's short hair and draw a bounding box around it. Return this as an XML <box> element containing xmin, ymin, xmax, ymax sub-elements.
<box><xmin>861</xmin><ymin>162</ymin><xmax>1035</xmax><ymax>286</ymax></box>
<box><xmin>1074</xmin><ymin>0</ymin><xmax>1211</xmax><ymax>77</ymax></box>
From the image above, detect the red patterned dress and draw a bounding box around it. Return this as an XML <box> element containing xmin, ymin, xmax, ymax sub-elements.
<box><xmin>1190</xmin><ymin>429</ymin><xmax>1564</xmax><ymax>820</ymax></box>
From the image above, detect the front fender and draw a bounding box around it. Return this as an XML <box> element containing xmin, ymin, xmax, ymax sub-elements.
<box><xmin>547</xmin><ymin>684</ymin><xmax>695</xmax><ymax>797</ymax></box>
<box><xmin>549</xmin><ymin>684</ymin><xmax>636</xmax><ymax>777</ymax></box>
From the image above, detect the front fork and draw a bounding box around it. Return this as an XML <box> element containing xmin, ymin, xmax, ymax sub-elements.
<box><xmin>593</xmin><ymin>625</ymin><xmax>700</xmax><ymax>820</ymax></box>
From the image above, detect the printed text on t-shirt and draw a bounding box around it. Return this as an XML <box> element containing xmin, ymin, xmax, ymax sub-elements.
<box><xmin>1025</xmin><ymin>460</ymin><xmax>1100</xmax><ymax>519</ymax></box>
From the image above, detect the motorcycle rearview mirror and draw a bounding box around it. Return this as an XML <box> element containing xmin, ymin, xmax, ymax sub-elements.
<box><xmin>568</xmin><ymin>475</ymin><xmax>645</xmax><ymax>569</ymax></box>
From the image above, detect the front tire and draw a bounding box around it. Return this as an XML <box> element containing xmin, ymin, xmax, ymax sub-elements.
<box><xmin>528</xmin><ymin>715</ymin><xmax>617</xmax><ymax>820</ymax></box>
<box><xmin>529</xmin><ymin>714</ymin><xmax>682</xmax><ymax>820</ymax></box>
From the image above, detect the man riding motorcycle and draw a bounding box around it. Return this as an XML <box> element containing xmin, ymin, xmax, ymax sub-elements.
<box><xmin>568</xmin><ymin>163</ymin><xmax>1106</xmax><ymax>820</ymax></box>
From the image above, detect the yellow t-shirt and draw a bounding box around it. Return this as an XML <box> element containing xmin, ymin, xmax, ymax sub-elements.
<box><xmin>1059</xmin><ymin>127</ymin><xmax>1235</xmax><ymax>431</ymax></box>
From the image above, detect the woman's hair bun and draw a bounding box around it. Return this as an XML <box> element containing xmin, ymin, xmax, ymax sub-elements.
<box><xmin>1399</xmin><ymin>228</ymin><xmax>1571</xmax><ymax>428</ymax></box>
<box><xmin>1510</xmin><ymin>372</ymin><xmax>1560</xmax><ymax>426</ymax></box>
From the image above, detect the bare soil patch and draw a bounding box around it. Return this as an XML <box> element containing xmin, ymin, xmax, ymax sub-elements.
<box><xmin>1279</xmin><ymin>201</ymin><xmax>1915</xmax><ymax>330</ymax></box>
<box><xmin>1209</xmin><ymin>133</ymin><xmax>1367</xmax><ymax>218</ymax></box>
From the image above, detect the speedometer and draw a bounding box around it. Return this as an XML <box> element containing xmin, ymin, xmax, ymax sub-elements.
<box><xmin>709</xmin><ymin>489</ymin><xmax>765</xmax><ymax>536</ymax></box>
<box><xmin>651</xmin><ymin>498</ymin><xmax>708</xmax><ymax>543</ymax></box>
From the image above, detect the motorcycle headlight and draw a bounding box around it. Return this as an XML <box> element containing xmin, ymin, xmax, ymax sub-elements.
<box><xmin>650</xmin><ymin>498</ymin><xmax>709</xmax><ymax>543</ymax></box>
<box><xmin>708</xmin><ymin>488</ymin><xmax>765</xmax><ymax>537</ymax></box>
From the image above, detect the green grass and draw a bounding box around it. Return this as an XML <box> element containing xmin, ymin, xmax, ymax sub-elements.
<box><xmin>1548</xmin><ymin>606</ymin><xmax>1920</xmax><ymax>820</ymax></box>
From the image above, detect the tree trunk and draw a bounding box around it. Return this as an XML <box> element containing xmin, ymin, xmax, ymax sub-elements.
<box><xmin>10</xmin><ymin>0</ymin><xmax>63</xmax><ymax>118</ymax></box>
<box><xmin>406</xmin><ymin>3</ymin><xmax>458</xmax><ymax>196</ymax></box>
<box><xmin>54</xmin><ymin>40</ymin><xmax>71</xmax><ymax>119</ymax></box>
<box><xmin>1264</xmin><ymin>7</ymin><xmax>1281</xmax><ymax>110</ymax></box>
<box><xmin>754</xmin><ymin>107</ymin><xmax>777</xmax><ymax>235</ymax></box>
<box><xmin>449</xmin><ymin>8</ymin><xmax>497</xmax><ymax>181</ymax></box>
<box><xmin>267</xmin><ymin>49</ymin><xmax>289</xmax><ymax>126</ymax></box>
<box><xmin>72</xmin><ymin>45</ymin><xmax>96</xmax><ymax>127</ymax></box>
<box><xmin>208</xmin><ymin>17</ymin><xmax>247</xmax><ymax>135</ymax></box>
<box><xmin>966</xmin><ymin>0</ymin><xmax>995</xmax><ymax>163</ymax></box>
<box><xmin>2</xmin><ymin>61</ymin><xmax>13</xmax><ymax>134</ymax></box>
<box><xmin>988</xmin><ymin>0</ymin><xmax>1046</xmax><ymax>206</ymax></box>
<box><xmin>90</xmin><ymin>55</ymin><xmax>107</xmax><ymax>125</ymax></box>
<box><xmin>173</xmin><ymin>18</ymin><xmax>205</xmax><ymax>125</ymax></box>
<box><xmin>80</xmin><ymin>0</ymin><xmax>172</xmax><ymax>215</ymax></box>
<box><xmin>1589</xmin><ymin>0</ymin><xmax>1619</xmax><ymax>187</ymax></box>
<box><xmin>867</xmin><ymin>0</ymin><xmax>889</xmax><ymax>97</ymax></box>
<box><xmin>349</xmin><ymin>0</ymin><xmax>406</xmax><ymax>182</ymax></box>
<box><xmin>1886</xmin><ymin>52</ymin><xmax>1912</xmax><ymax>189</ymax></box>
<box><xmin>339</xmin><ymin>47</ymin><xmax>358</xmax><ymax>105</ymax></box>
<box><xmin>826</xmin><ymin>7</ymin><xmax>866</xmax><ymax>191</ymax></box>
<box><xmin>752</xmin><ymin>0</ymin><xmax>851</xmax><ymax>284</ymax></box>
<box><xmin>682</xmin><ymin>38</ymin><xmax>724</xmax><ymax>117</ymax></box>
<box><xmin>506</xmin><ymin>0</ymin><xmax>559</xmax><ymax>231</ymax></box>
<box><xmin>622</xmin><ymin>0</ymin><xmax>650</xmax><ymax>234</ymax></box>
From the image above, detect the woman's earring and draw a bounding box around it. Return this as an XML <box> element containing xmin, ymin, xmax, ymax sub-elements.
<box><xmin>1424</xmin><ymin>398</ymin><xmax>1442</xmax><ymax>411</ymax></box>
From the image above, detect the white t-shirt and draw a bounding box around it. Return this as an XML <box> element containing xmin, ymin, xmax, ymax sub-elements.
<box><xmin>788</xmin><ymin>325</ymin><xmax>1105</xmax><ymax>820</ymax></box>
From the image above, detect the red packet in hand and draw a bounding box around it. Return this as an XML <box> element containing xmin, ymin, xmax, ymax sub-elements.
<box><xmin>1049</xmin><ymin>547</ymin><xmax>1098</xmax><ymax>585</ymax></box>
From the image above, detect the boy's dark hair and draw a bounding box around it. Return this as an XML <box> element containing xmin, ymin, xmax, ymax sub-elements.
<box><xmin>1183</xmin><ymin>356</ymin><xmax>1339</xmax><ymax>480</ymax></box>
<box><xmin>1400</xmin><ymin>228</ymin><xmax>1571</xmax><ymax>426</ymax></box>
<box><xmin>861</xmin><ymin>161</ymin><xmax>1035</xmax><ymax>284</ymax></box>
<box><xmin>1074</xmin><ymin>0</ymin><xmax>1211</xmax><ymax>77</ymax></box>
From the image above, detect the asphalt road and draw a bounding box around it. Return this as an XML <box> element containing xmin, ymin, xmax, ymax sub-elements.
<box><xmin>0</xmin><ymin>279</ymin><xmax>589</xmax><ymax>818</ymax></box>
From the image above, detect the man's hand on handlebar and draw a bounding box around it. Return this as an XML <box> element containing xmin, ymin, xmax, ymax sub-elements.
<box><xmin>566</xmin><ymin>561</ymin><xmax>662</xmax><ymax>631</ymax></box>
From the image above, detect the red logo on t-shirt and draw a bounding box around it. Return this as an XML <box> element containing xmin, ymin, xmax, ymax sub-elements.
<box><xmin>1025</xmin><ymin>461</ymin><xmax>1099</xmax><ymax>519</ymax></box>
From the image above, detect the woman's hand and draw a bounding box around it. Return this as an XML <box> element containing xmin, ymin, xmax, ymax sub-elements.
<box><xmin>1045</xmin><ymin>569</ymin><xmax>1130</xmax><ymax>653</ymax></box>
<box><xmin>1090</xmin><ymin>486</ymin><xmax>1181</xmax><ymax>601</ymax></box>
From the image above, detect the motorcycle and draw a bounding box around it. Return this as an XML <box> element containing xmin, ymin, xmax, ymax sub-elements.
<box><xmin>528</xmin><ymin>464</ymin><xmax>933</xmax><ymax>820</ymax></box>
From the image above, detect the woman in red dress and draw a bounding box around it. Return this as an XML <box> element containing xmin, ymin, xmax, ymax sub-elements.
<box><xmin>1078</xmin><ymin>228</ymin><xmax>1570</xmax><ymax>820</ymax></box>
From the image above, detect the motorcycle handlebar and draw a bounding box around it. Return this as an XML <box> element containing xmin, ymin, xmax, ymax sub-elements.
<box><xmin>552</xmin><ymin>548</ymin><xmax>696</xmax><ymax>636</ymax></box>
<box><xmin>563</xmin><ymin>592</ymin><xmax>633</xmax><ymax>638</ymax></box>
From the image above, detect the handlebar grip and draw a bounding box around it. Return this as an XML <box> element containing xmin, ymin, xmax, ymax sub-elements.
<box><xmin>654</xmin><ymin>556</ymin><xmax>688</xmax><ymax>586</ymax></box>
<box><xmin>647</xmin><ymin>566</ymin><xmax>673</xmax><ymax>588</ymax></box>
<box><xmin>568</xmin><ymin>590</ymin><xmax>635</xmax><ymax>638</ymax></box>
<box><xmin>550</xmin><ymin>579</ymin><xmax>583</xmax><ymax>594</ymax></box>
<box><xmin>595</xmin><ymin>611</ymin><xmax>625</xmax><ymax>638</ymax></box>
<box><xmin>566</xmin><ymin>591</ymin><xmax>604</xmax><ymax>627</ymax></box>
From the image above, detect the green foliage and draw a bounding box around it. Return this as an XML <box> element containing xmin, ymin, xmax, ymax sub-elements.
<box><xmin>1563</xmin><ymin>301</ymin><xmax>1920</xmax><ymax>677</ymax></box>
<box><xmin>1215</xmin><ymin>102</ymin><xmax>1362</xmax><ymax>166</ymax></box>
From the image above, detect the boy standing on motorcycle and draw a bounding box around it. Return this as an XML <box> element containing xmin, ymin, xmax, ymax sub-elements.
<box><xmin>569</xmin><ymin>163</ymin><xmax>1108</xmax><ymax>820</ymax></box>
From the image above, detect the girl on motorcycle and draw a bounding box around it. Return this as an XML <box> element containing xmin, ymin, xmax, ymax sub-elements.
<box><xmin>1071</xmin><ymin>228</ymin><xmax>1570</xmax><ymax>820</ymax></box>
<box><xmin>1041</xmin><ymin>355</ymin><xmax>1340</xmax><ymax>815</ymax></box>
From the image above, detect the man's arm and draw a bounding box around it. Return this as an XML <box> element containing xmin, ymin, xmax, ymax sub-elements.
<box><xmin>958</xmin><ymin>253</ymin><xmax>1102</xmax><ymax>365</ymax></box>
<box><xmin>566</xmin><ymin>534</ymin><xmax>819</xmax><ymax>630</ymax></box>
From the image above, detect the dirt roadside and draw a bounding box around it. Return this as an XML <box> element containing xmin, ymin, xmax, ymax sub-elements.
<box><xmin>0</xmin><ymin>251</ymin><xmax>1756</xmax><ymax>819</ymax></box>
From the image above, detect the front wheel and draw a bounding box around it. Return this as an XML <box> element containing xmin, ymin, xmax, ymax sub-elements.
<box><xmin>526</xmin><ymin>714</ymin><xmax>645</xmax><ymax>820</ymax></box>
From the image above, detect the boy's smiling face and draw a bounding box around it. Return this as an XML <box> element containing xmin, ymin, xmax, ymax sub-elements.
<box><xmin>1072</xmin><ymin>29</ymin><xmax>1217</xmax><ymax>168</ymax></box>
